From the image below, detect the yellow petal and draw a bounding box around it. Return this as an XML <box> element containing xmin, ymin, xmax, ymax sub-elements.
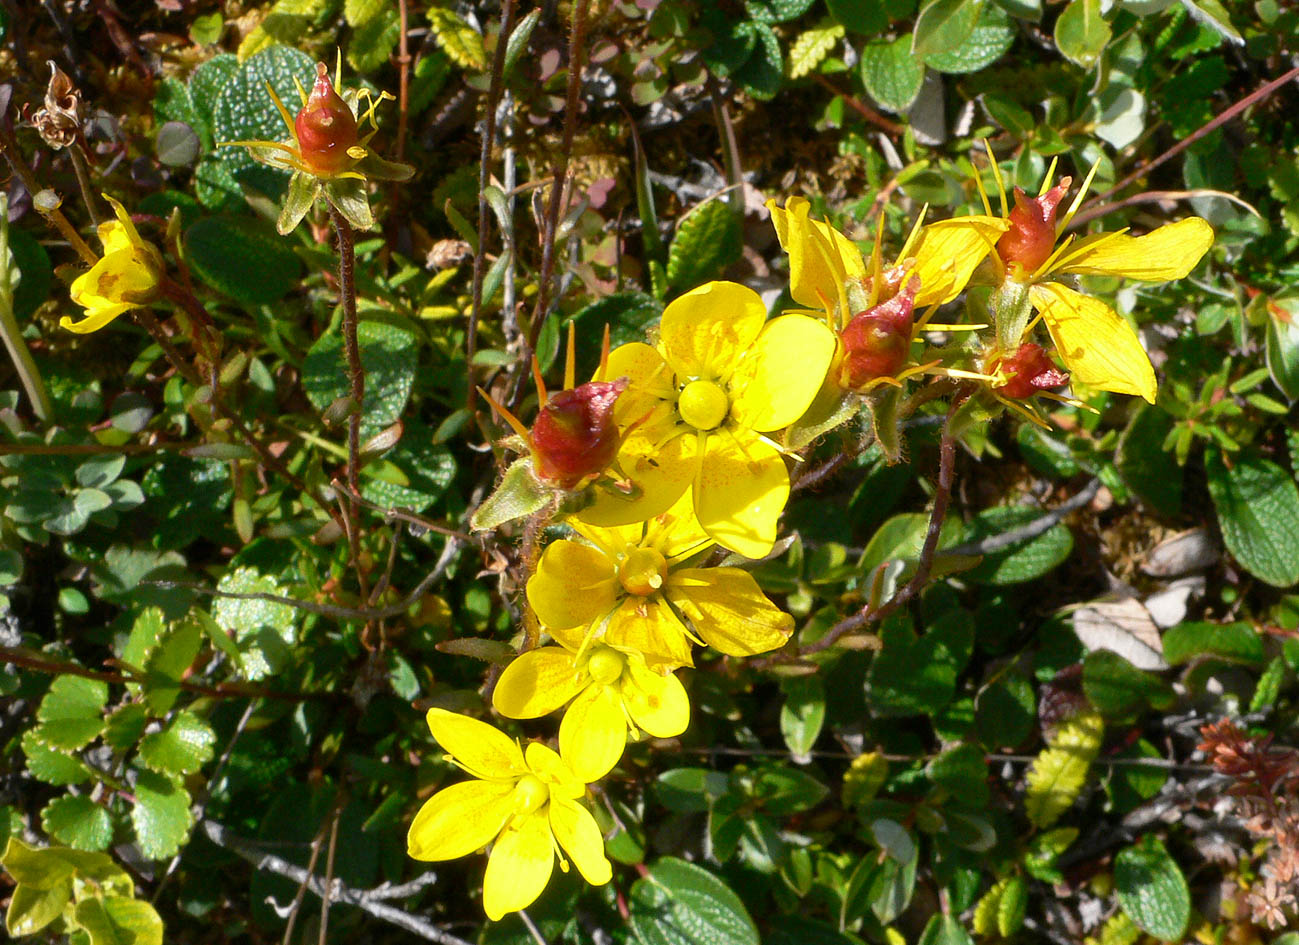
<box><xmin>729</xmin><ymin>314</ymin><xmax>836</xmax><ymax>432</ymax></box>
<box><xmin>482</xmin><ymin>815</ymin><xmax>554</xmax><ymax>920</ymax></box>
<box><xmin>102</xmin><ymin>195</ymin><xmax>148</xmax><ymax>250</ymax></box>
<box><xmin>524</xmin><ymin>741</ymin><xmax>583</xmax><ymax>799</ymax></box>
<box><xmin>425</xmin><ymin>709</ymin><xmax>527</xmax><ymax>780</ymax></box>
<box><xmin>97</xmin><ymin>220</ymin><xmax>135</xmax><ymax>257</ymax></box>
<box><xmin>527</xmin><ymin>540</ymin><xmax>619</xmax><ymax>631</ymax></box>
<box><xmin>694</xmin><ymin>428</ymin><xmax>788</xmax><ymax>559</ymax></box>
<box><xmin>604</xmin><ymin>596</ymin><xmax>694</xmax><ymax>670</ymax></box>
<box><xmin>60</xmin><ymin>302</ymin><xmax>132</xmax><ymax>334</ymax></box>
<box><xmin>407</xmin><ymin>780</ymin><xmax>513</xmax><ymax>861</ymax></box>
<box><xmin>622</xmin><ymin>659</ymin><xmax>690</xmax><ymax>738</ymax></box>
<box><xmin>659</xmin><ymin>281</ymin><xmax>767</xmax><ymax>381</ymax></box>
<box><xmin>767</xmin><ymin>196</ymin><xmax>865</xmax><ymax>311</ymax></box>
<box><xmin>558</xmin><ymin>684</ymin><xmax>627</xmax><ymax>782</ymax></box>
<box><xmin>493</xmin><ymin>648</ymin><xmax>588</xmax><ymax>719</ymax></box>
<box><xmin>549</xmin><ymin>798</ymin><xmax>613</xmax><ymax>886</ymax></box>
<box><xmin>603</xmin><ymin>342</ymin><xmax>676</xmax><ymax>428</ymax></box>
<box><xmin>906</xmin><ymin>215</ymin><xmax>1009</xmax><ymax>307</ymax></box>
<box><xmin>666</xmin><ymin>567</ymin><xmax>794</xmax><ymax>656</ymax></box>
<box><xmin>644</xmin><ymin>487</ymin><xmax>712</xmax><ymax>562</ymax></box>
<box><xmin>576</xmin><ymin>428</ymin><xmax>699</xmax><ymax>528</ymax></box>
<box><xmin>1051</xmin><ymin>217</ymin><xmax>1214</xmax><ymax>281</ymax></box>
<box><xmin>1029</xmin><ymin>282</ymin><xmax>1156</xmax><ymax>403</ymax></box>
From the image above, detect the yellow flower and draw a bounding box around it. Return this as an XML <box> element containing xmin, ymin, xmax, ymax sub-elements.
<box><xmin>406</xmin><ymin>709</ymin><xmax>611</xmax><ymax>921</ymax></box>
<box><xmin>580</xmin><ymin>280</ymin><xmax>835</xmax><ymax>558</ymax></box>
<box><xmin>980</xmin><ymin>158</ymin><xmax>1214</xmax><ymax>403</ymax></box>
<box><xmin>60</xmin><ymin>196</ymin><xmax>163</xmax><ymax>334</ymax></box>
<box><xmin>493</xmin><ymin>642</ymin><xmax>689</xmax><ymax>782</ymax></box>
<box><xmin>528</xmin><ymin>492</ymin><xmax>793</xmax><ymax>670</ymax></box>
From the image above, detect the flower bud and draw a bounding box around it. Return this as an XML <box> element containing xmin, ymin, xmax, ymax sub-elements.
<box><xmin>990</xmin><ymin>344</ymin><xmax>1069</xmax><ymax>399</ymax></box>
<box><xmin>836</xmin><ymin>278</ymin><xmax>917</xmax><ymax>391</ymax></box>
<box><xmin>294</xmin><ymin>63</ymin><xmax>359</xmax><ymax>177</ymax></box>
<box><xmin>996</xmin><ymin>180</ymin><xmax>1070</xmax><ymax>275</ymax></box>
<box><xmin>529</xmin><ymin>378</ymin><xmax>628</xmax><ymax>489</ymax></box>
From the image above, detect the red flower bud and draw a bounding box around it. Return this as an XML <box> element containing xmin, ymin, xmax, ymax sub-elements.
<box><xmin>836</xmin><ymin>278</ymin><xmax>917</xmax><ymax>390</ymax></box>
<box><xmin>529</xmin><ymin>379</ymin><xmax>628</xmax><ymax>489</ymax></box>
<box><xmin>294</xmin><ymin>63</ymin><xmax>359</xmax><ymax>176</ymax></box>
<box><xmin>990</xmin><ymin>344</ymin><xmax>1069</xmax><ymax>399</ymax></box>
<box><xmin>996</xmin><ymin>180</ymin><xmax>1070</xmax><ymax>274</ymax></box>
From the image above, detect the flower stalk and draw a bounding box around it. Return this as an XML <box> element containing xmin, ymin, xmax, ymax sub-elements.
<box><xmin>0</xmin><ymin>194</ymin><xmax>53</xmax><ymax>423</ymax></box>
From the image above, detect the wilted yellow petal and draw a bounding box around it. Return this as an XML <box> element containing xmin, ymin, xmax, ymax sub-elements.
<box><xmin>1029</xmin><ymin>282</ymin><xmax>1156</xmax><ymax>403</ymax></box>
<box><xmin>550</xmin><ymin>798</ymin><xmax>613</xmax><ymax>887</ymax></box>
<box><xmin>482</xmin><ymin>815</ymin><xmax>554</xmax><ymax>920</ymax></box>
<box><xmin>558</xmin><ymin>684</ymin><xmax>627</xmax><ymax>782</ymax></box>
<box><xmin>576</xmin><ymin>428</ymin><xmax>699</xmax><ymax>528</ymax></box>
<box><xmin>425</xmin><ymin>709</ymin><xmax>527</xmax><ymax>781</ymax></box>
<box><xmin>97</xmin><ymin>220</ymin><xmax>135</xmax><ymax>257</ymax></box>
<box><xmin>729</xmin><ymin>314</ymin><xmax>836</xmax><ymax>432</ymax></box>
<box><xmin>906</xmin><ymin>215</ymin><xmax>1008</xmax><ymax>306</ymax></box>
<box><xmin>622</xmin><ymin>659</ymin><xmax>690</xmax><ymax>738</ymax></box>
<box><xmin>694</xmin><ymin>428</ymin><xmax>789</xmax><ymax>560</ymax></box>
<box><xmin>493</xmin><ymin>648</ymin><xmax>587</xmax><ymax>719</ymax></box>
<box><xmin>527</xmin><ymin>540</ymin><xmax>619</xmax><ymax>631</ymax></box>
<box><xmin>59</xmin><ymin>301</ymin><xmax>132</xmax><ymax>334</ymax></box>
<box><xmin>604</xmin><ymin>595</ymin><xmax>695</xmax><ymax>670</ymax></box>
<box><xmin>768</xmin><ymin>196</ymin><xmax>866</xmax><ymax>311</ymax></box>
<box><xmin>666</xmin><ymin>567</ymin><xmax>794</xmax><ymax>656</ymax></box>
<box><xmin>659</xmin><ymin>281</ymin><xmax>767</xmax><ymax>381</ymax></box>
<box><xmin>1051</xmin><ymin>217</ymin><xmax>1213</xmax><ymax>281</ymax></box>
<box><xmin>407</xmin><ymin>780</ymin><xmax>513</xmax><ymax>861</ymax></box>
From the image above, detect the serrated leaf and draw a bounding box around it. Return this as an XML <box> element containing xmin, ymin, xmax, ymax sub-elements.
<box><xmin>212</xmin><ymin>567</ymin><xmax>297</xmax><ymax>681</ymax></box>
<box><xmin>343</xmin><ymin>0</ymin><xmax>381</xmax><ymax>25</ymax></box>
<box><xmin>860</xmin><ymin>36</ymin><xmax>926</xmax><ymax>112</ymax></box>
<box><xmin>139</xmin><ymin>711</ymin><xmax>216</xmax><ymax>775</ymax></box>
<box><xmin>1024</xmin><ymin>709</ymin><xmax>1103</xmax><ymax>827</ymax></box>
<box><xmin>140</xmin><ymin>614</ymin><xmax>203</xmax><ymax>714</ymax></box>
<box><xmin>21</xmin><ymin>730</ymin><xmax>93</xmax><ymax>786</ymax></box>
<box><xmin>302</xmin><ymin>320</ymin><xmax>418</xmax><ymax>441</ymax></box>
<box><xmin>666</xmin><ymin>200</ymin><xmax>742</xmax><ymax>291</ymax></box>
<box><xmin>347</xmin><ymin>8</ymin><xmax>401</xmax><ymax>74</ymax></box>
<box><xmin>36</xmin><ymin>676</ymin><xmax>108</xmax><ymax>750</ymax></box>
<box><xmin>971</xmin><ymin>878</ymin><xmax>1007</xmax><ymax>936</ymax></box>
<box><xmin>103</xmin><ymin>704</ymin><xmax>150</xmax><ymax>752</ymax></box>
<box><xmin>1053</xmin><ymin>0</ymin><xmax>1111</xmax><ymax>67</ymax></box>
<box><xmin>40</xmin><ymin>796</ymin><xmax>114</xmax><ymax>851</ymax></box>
<box><xmin>130</xmin><ymin>770</ymin><xmax>192</xmax><ymax>860</ymax></box>
<box><xmin>1114</xmin><ymin>835</ymin><xmax>1190</xmax><ymax>940</ymax></box>
<box><xmin>997</xmin><ymin>876</ymin><xmax>1027</xmax><ymax>936</ymax></box>
<box><xmin>1206</xmin><ymin>450</ymin><xmax>1299</xmax><ymax>587</ymax></box>
<box><xmin>427</xmin><ymin>8</ymin><xmax>487</xmax><ymax>70</ymax></box>
<box><xmin>237</xmin><ymin>0</ymin><xmax>334</xmax><ymax>60</ymax></box>
<box><xmin>789</xmin><ymin>23</ymin><xmax>844</xmax><ymax>79</ymax></box>
<box><xmin>629</xmin><ymin>857</ymin><xmax>760</xmax><ymax>945</ymax></box>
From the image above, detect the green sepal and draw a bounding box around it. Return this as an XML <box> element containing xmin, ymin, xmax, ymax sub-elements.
<box><xmin>870</xmin><ymin>386</ymin><xmax>904</xmax><ymax>464</ymax></box>
<box><xmin>470</xmin><ymin>458</ymin><xmax>554</xmax><ymax>531</ymax></box>
<box><xmin>278</xmin><ymin>171</ymin><xmax>321</xmax><ymax>235</ymax></box>
<box><xmin>355</xmin><ymin>151</ymin><xmax>415</xmax><ymax>182</ymax></box>
<box><xmin>323</xmin><ymin>177</ymin><xmax>375</xmax><ymax>231</ymax></box>
<box><xmin>785</xmin><ymin>380</ymin><xmax>862</xmax><ymax>450</ymax></box>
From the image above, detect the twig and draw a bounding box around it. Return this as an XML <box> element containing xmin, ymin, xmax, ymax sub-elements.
<box><xmin>318</xmin><ymin>807</ymin><xmax>342</xmax><ymax>945</ymax></box>
<box><xmin>809</xmin><ymin>73</ymin><xmax>904</xmax><ymax>137</ymax></box>
<box><xmin>941</xmin><ymin>478</ymin><xmax>1100</xmax><ymax>557</ymax></box>
<box><xmin>68</xmin><ymin>146</ymin><xmax>100</xmax><ymax>226</ymax></box>
<box><xmin>325</xmin><ymin>205</ymin><xmax>364</xmax><ymax>501</ymax></box>
<box><xmin>1083</xmin><ymin>63</ymin><xmax>1299</xmax><ymax>209</ymax></box>
<box><xmin>335</xmin><ymin>483</ymin><xmax>473</xmax><ymax>540</ymax></box>
<box><xmin>395</xmin><ymin>0</ymin><xmax>411</xmax><ymax>162</ymax></box>
<box><xmin>202</xmin><ymin>821</ymin><xmax>474</xmax><ymax>945</ymax></box>
<box><xmin>519</xmin><ymin>910</ymin><xmax>549</xmax><ymax>945</ymax></box>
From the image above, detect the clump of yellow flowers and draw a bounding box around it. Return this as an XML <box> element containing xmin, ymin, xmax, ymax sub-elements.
<box><xmin>407</xmin><ymin>149</ymin><xmax>1214</xmax><ymax>919</ymax></box>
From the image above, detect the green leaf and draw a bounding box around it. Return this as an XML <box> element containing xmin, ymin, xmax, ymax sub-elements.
<box><xmin>323</xmin><ymin>176</ymin><xmax>375</xmax><ymax>230</ymax></box>
<box><xmin>780</xmin><ymin>676</ymin><xmax>826</xmax><ymax>757</ymax></box>
<box><xmin>1024</xmin><ymin>710</ymin><xmax>1103</xmax><ymax>828</ymax></box>
<box><xmin>918</xmin><ymin>915</ymin><xmax>974</xmax><ymax>945</ymax></box>
<box><xmin>913</xmin><ymin>0</ymin><xmax>982</xmax><ymax>60</ymax></box>
<box><xmin>701</xmin><ymin>13</ymin><xmax>759</xmax><ymax>77</ymax></box>
<box><xmin>74</xmin><ymin>895</ymin><xmax>165</xmax><ymax>945</ymax></box>
<box><xmin>130</xmin><ymin>770</ymin><xmax>192</xmax><ymax>860</ymax></box>
<box><xmin>746</xmin><ymin>0</ymin><xmax>817</xmax><ymax>22</ymax></box>
<box><xmin>1114</xmin><ymin>835</ymin><xmax>1190</xmax><ymax>941</ymax></box>
<box><xmin>963</xmin><ymin>505</ymin><xmax>1073</xmax><ymax>584</ymax></box>
<box><xmin>212</xmin><ymin>566</ymin><xmax>297</xmax><ymax>681</ymax></box>
<box><xmin>789</xmin><ymin>23</ymin><xmax>845</xmax><ymax>80</ymax></box>
<box><xmin>5</xmin><ymin>879</ymin><xmax>72</xmax><ymax>937</ymax></box>
<box><xmin>1182</xmin><ymin>0</ymin><xmax>1242</xmax><ymax>43</ymax></box>
<box><xmin>656</xmin><ymin>769</ymin><xmax>731</xmax><ymax>814</ymax></box>
<box><xmin>184</xmin><ymin>215</ymin><xmax>304</xmax><ymax>306</ymax></box>
<box><xmin>927</xmin><ymin>743</ymin><xmax>989</xmax><ymax>806</ymax></box>
<box><xmin>40</xmin><ymin>796</ymin><xmax>114</xmax><ymax>852</ymax></box>
<box><xmin>36</xmin><ymin>676</ymin><xmax>108</xmax><ymax>751</ymax></box>
<box><xmin>976</xmin><ymin>673</ymin><xmax>1035</xmax><ymax>749</ymax></box>
<box><xmin>1265</xmin><ymin>298</ymin><xmax>1299</xmax><ymax>401</ymax></box>
<box><xmin>237</xmin><ymin>0</ymin><xmax>334</xmax><ymax>59</ymax></box>
<box><xmin>21</xmin><ymin>730</ymin><xmax>93</xmax><ymax>786</ymax></box>
<box><xmin>1116</xmin><ymin>405</ymin><xmax>1181</xmax><ymax>517</ymax></box>
<box><xmin>360</xmin><ymin>426</ymin><xmax>457</xmax><ymax>514</ymax></box>
<box><xmin>1162</xmin><ymin>620</ymin><xmax>1264</xmax><ymax>666</ymax></box>
<box><xmin>1251</xmin><ymin>655</ymin><xmax>1286</xmax><ymax>711</ymax></box>
<box><xmin>827</xmin><ymin>0</ymin><xmax>888</xmax><ymax>34</ymax></box>
<box><xmin>1083</xmin><ymin>649</ymin><xmax>1175</xmax><ymax>718</ymax></box>
<box><xmin>138</xmin><ymin>711</ymin><xmax>216</xmax><ymax>776</ymax></box>
<box><xmin>859</xmin><ymin>36</ymin><xmax>926</xmax><ymax>112</ymax></box>
<box><xmin>734</xmin><ymin>23</ymin><xmax>784</xmax><ymax>101</ymax></box>
<box><xmin>1206</xmin><ymin>450</ymin><xmax>1299</xmax><ymax>587</ymax></box>
<box><xmin>140</xmin><ymin>614</ymin><xmax>203</xmax><ymax>714</ymax></box>
<box><xmin>629</xmin><ymin>857</ymin><xmax>760</xmax><ymax>945</ymax></box>
<box><xmin>1053</xmin><ymin>0</ymin><xmax>1110</xmax><ymax>67</ymax></box>
<box><xmin>426</xmin><ymin>7</ymin><xmax>487</xmax><ymax>70</ymax></box>
<box><xmin>104</xmin><ymin>704</ymin><xmax>150</xmax><ymax>752</ymax></box>
<box><xmin>212</xmin><ymin>45</ymin><xmax>315</xmax><ymax>186</ymax></box>
<box><xmin>866</xmin><ymin>617</ymin><xmax>962</xmax><ymax>717</ymax></box>
<box><xmin>925</xmin><ymin>2</ymin><xmax>1015</xmax><ymax>73</ymax></box>
<box><xmin>503</xmin><ymin>9</ymin><xmax>542</xmax><ymax>79</ymax></box>
<box><xmin>6</xmin><ymin>224</ymin><xmax>54</xmax><ymax>322</ymax></box>
<box><xmin>666</xmin><ymin>200</ymin><xmax>742</xmax><ymax>291</ymax></box>
<box><xmin>302</xmin><ymin>320</ymin><xmax>419</xmax><ymax>441</ymax></box>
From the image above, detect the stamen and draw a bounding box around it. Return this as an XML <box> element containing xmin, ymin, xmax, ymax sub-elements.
<box><xmin>531</xmin><ymin>356</ymin><xmax>548</xmax><ymax>405</ymax></box>
<box><xmin>896</xmin><ymin>205</ymin><xmax>929</xmax><ymax>264</ymax></box>
<box><xmin>1039</xmin><ymin>156</ymin><xmax>1059</xmax><ymax>197</ymax></box>
<box><xmin>982</xmin><ymin>139</ymin><xmax>1008</xmax><ymax>219</ymax></box>
<box><xmin>564</xmin><ymin>321</ymin><xmax>577</xmax><ymax>391</ymax></box>
<box><xmin>921</xmin><ymin>323</ymin><xmax>987</xmax><ymax>332</ymax></box>
<box><xmin>1059</xmin><ymin>159</ymin><xmax>1102</xmax><ymax>232</ymax></box>
<box><xmin>598</xmin><ymin>323</ymin><xmax>611</xmax><ymax>381</ymax></box>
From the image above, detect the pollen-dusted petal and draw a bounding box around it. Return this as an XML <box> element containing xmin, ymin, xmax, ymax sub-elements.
<box><xmin>767</xmin><ymin>196</ymin><xmax>866</xmax><ymax>311</ymax></box>
<box><xmin>666</xmin><ymin>567</ymin><xmax>794</xmax><ymax>656</ymax></box>
<box><xmin>575</xmin><ymin>428</ymin><xmax>699</xmax><ymax>528</ymax></box>
<box><xmin>425</xmin><ymin>709</ymin><xmax>527</xmax><ymax>780</ymax></box>
<box><xmin>527</xmin><ymin>540</ymin><xmax>619</xmax><ymax>631</ymax></box>
<box><xmin>558</xmin><ymin>684</ymin><xmax>627</xmax><ymax>782</ymax></box>
<box><xmin>906</xmin><ymin>215</ymin><xmax>1008</xmax><ymax>307</ymax></box>
<box><xmin>549</xmin><ymin>798</ymin><xmax>613</xmax><ymax>886</ymax></box>
<box><xmin>622</xmin><ymin>659</ymin><xmax>690</xmax><ymax>738</ymax></box>
<box><xmin>493</xmin><ymin>648</ymin><xmax>587</xmax><ymax>719</ymax></box>
<box><xmin>482</xmin><ymin>815</ymin><xmax>554</xmax><ymax>920</ymax></box>
<box><xmin>1050</xmin><ymin>217</ymin><xmax>1214</xmax><ymax>281</ymax></box>
<box><xmin>729</xmin><ymin>314</ymin><xmax>837</xmax><ymax>432</ymax></box>
<box><xmin>694</xmin><ymin>428</ymin><xmax>789</xmax><ymax>560</ymax></box>
<box><xmin>659</xmin><ymin>281</ymin><xmax>767</xmax><ymax>381</ymax></box>
<box><xmin>407</xmin><ymin>780</ymin><xmax>513</xmax><ymax>861</ymax></box>
<box><xmin>604</xmin><ymin>595</ymin><xmax>695</xmax><ymax>670</ymax></box>
<box><xmin>1029</xmin><ymin>282</ymin><xmax>1156</xmax><ymax>403</ymax></box>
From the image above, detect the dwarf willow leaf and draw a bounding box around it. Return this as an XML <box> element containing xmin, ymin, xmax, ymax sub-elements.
<box><xmin>1024</xmin><ymin>710</ymin><xmax>1103</xmax><ymax>827</ymax></box>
